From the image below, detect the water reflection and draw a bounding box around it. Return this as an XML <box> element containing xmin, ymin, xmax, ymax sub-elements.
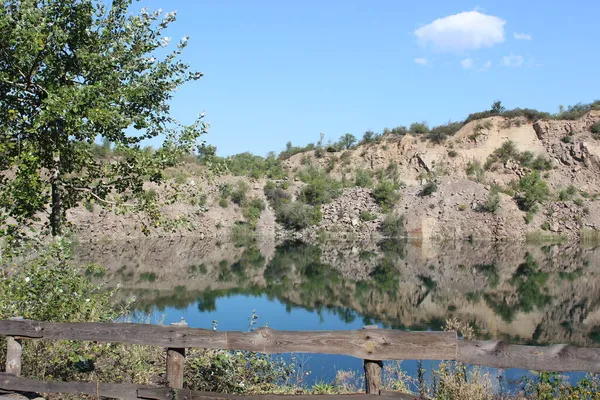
<box><xmin>76</xmin><ymin>238</ymin><xmax>600</xmax><ymax>347</ymax></box>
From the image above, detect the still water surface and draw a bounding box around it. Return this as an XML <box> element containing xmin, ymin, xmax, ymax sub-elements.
<box><xmin>76</xmin><ymin>237</ymin><xmax>600</xmax><ymax>388</ymax></box>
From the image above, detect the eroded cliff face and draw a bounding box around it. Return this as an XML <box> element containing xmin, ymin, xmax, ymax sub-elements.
<box><xmin>67</xmin><ymin>111</ymin><xmax>600</xmax><ymax>241</ymax></box>
<box><xmin>76</xmin><ymin>238</ymin><xmax>600</xmax><ymax>347</ymax></box>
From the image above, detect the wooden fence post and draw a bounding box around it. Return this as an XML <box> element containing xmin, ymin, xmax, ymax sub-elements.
<box><xmin>363</xmin><ymin>325</ymin><xmax>383</xmax><ymax>395</ymax></box>
<box><xmin>166</xmin><ymin>319</ymin><xmax>188</xmax><ymax>389</ymax></box>
<box><xmin>5</xmin><ymin>317</ymin><xmax>23</xmax><ymax>376</ymax></box>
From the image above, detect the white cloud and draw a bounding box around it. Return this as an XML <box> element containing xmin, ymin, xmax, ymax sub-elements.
<box><xmin>475</xmin><ymin>60</ymin><xmax>493</xmax><ymax>72</ymax></box>
<box><xmin>513</xmin><ymin>32</ymin><xmax>532</xmax><ymax>40</ymax></box>
<box><xmin>414</xmin><ymin>57</ymin><xmax>430</xmax><ymax>66</ymax></box>
<box><xmin>460</xmin><ymin>58</ymin><xmax>474</xmax><ymax>69</ymax></box>
<box><xmin>414</xmin><ymin>11</ymin><xmax>506</xmax><ymax>52</ymax></box>
<box><xmin>502</xmin><ymin>53</ymin><xmax>524</xmax><ymax>67</ymax></box>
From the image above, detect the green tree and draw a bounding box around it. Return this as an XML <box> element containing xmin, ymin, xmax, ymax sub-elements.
<box><xmin>490</xmin><ymin>100</ymin><xmax>505</xmax><ymax>114</ymax></box>
<box><xmin>338</xmin><ymin>133</ymin><xmax>357</xmax><ymax>150</ymax></box>
<box><xmin>0</xmin><ymin>0</ymin><xmax>206</xmax><ymax>240</ymax></box>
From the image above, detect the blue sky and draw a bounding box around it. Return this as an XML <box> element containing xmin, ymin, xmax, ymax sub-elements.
<box><xmin>139</xmin><ymin>0</ymin><xmax>600</xmax><ymax>156</ymax></box>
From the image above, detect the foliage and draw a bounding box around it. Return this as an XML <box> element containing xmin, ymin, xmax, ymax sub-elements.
<box><xmin>428</xmin><ymin>121</ymin><xmax>462</xmax><ymax>143</ymax></box>
<box><xmin>264</xmin><ymin>181</ymin><xmax>291</xmax><ymax>210</ymax></box>
<box><xmin>448</xmin><ymin>150</ymin><xmax>458</xmax><ymax>158</ymax></box>
<box><xmin>185</xmin><ymin>348</ymin><xmax>295</xmax><ymax>393</ymax></box>
<box><xmin>480</xmin><ymin>188</ymin><xmax>501</xmax><ymax>213</ymax></box>
<box><xmin>297</xmin><ymin>166</ymin><xmax>342</xmax><ymax>205</ymax></box>
<box><xmin>361</xmin><ymin>130</ymin><xmax>377</xmax><ymax>144</ymax></box>
<box><xmin>513</xmin><ymin>171</ymin><xmax>550</xmax><ymax>212</ymax></box>
<box><xmin>338</xmin><ymin>133</ymin><xmax>357</xmax><ymax>150</ymax></box>
<box><xmin>0</xmin><ymin>241</ymin><xmax>117</xmax><ymax>322</ymax></box>
<box><xmin>231</xmin><ymin>181</ymin><xmax>249</xmax><ymax>206</ymax></box>
<box><xmin>275</xmin><ymin>202</ymin><xmax>322</xmax><ymax>230</ymax></box>
<box><xmin>354</xmin><ymin>169</ymin><xmax>373</xmax><ymax>188</ymax></box>
<box><xmin>380</xmin><ymin>213</ymin><xmax>406</xmax><ymax>237</ymax></box>
<box><xmin>409</xmin><ymin>122</ymin><xmax>429</xmax><ymax>135</ymax></box>
<box><xmin>278</xmin><ymin>141</ymin><xmax>316</xmax><ymax>160</ymax></box>
<box><xmin>391</xmin><ymin>126</ymin><xmax>408</xmax><ymax>136</ymax></box>
<box><xmin>466</xmin><ymin>160</ymin><xmax>485</xmax><ymax>183</ymax></box>
<box><xmin>372</xmin><ymin>180</ymin><xmax>400</xmax><ymax>211</ymax></box>
<box><xmin>485</xmin><ymin>141</ymin><xmax>552</xmax><ymax>171</ymax></box>
<box><xmin>557</xmin><ymin>100</ymin><xmax>600</xmax><ymax>120</ymax></box>
<box><xmin>592</xmin><ymin>122</ymin><xmax>600</xmax><ymax>139</ymax></box>
<box><xmin>0</xmin><ymin>0</ymin><xmax>206</xmax><ymax>239</ymax></box>
<box><xmin>558</xmin><ymin>185</ymin><xmax>578</xmax><ymax>201</ymax></box>
<box><xmin>420</xmin><ymin>182</ymin><xmax>438</xmax><ymax>197</ymax></box>
<box><xmin>359</xmin><ymin>210</ymin><xmax>377</xmax><ymax>222</ymax></box>
<box><xmin>221</xmin><ymin>152</ymin><xmax>286</xmax><ymax>180</ymax></box>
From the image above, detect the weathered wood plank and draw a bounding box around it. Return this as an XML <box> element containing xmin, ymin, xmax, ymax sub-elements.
<box><xmin>5</xmin><ymin>337</ymin><xmax>22</xmax><ymax>376</ymax></box>
<box><xmin>362</xmin><ymin>326</ymin><xmax>383</xmax><ymax>394</ymax></box>
<box><xmin>458</xmin><ymin>340</ymin><xmax>600</xmax><ymax>372</ymax></box>
<box><xmin>0</xmin><ymin>374</ymin><xmax>420</xmax><ymax>400</ymax></box>
<box><xmin>0</xmin><ymin>373</ymin><xmax>154</xmax><ymax>400</ymax></box>
<box><xmin>0</xmin><ymin>320</ymin><xmax>457</xmax><ymax>361</ymax></box>
<box><xmin>225</xmin><ymin>328</ymin><xmax>457</xmax><ymax>361</ymax></box>
<box><xmin>137</xmin><ymin>388</ymin><xmax>419</xmax><ymax>400</ymax></box>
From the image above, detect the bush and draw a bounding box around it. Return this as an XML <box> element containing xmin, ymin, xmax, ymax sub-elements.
<box><xmin>275</xmin><ymin>202</ymin><xmax>322</xmax><ymax>230</ymax></box>
<box><xmin>219</xmin><ymin>197</ymin><xmax>228</xmax><ymax>208</ymax></box>
<box><xmin>448</xmin><ymin>150</ymin><xmax>458</xmax><ymax>158</ymax></box>
<box><xmin>243</xmin><ymin>198</ymin><xmax>265</xmax><ymax>226</ymax></box>
<box><xmin>486</xmin><ymin>141</ymin><xmax>552</xmax><ymax>171</ymax></box>
<box><xmin>361</xmin><ymin>130</ymin><xmax>376</xmax><ymax>144</ymax></box>
<box><xmin>372</xmin><ymin>180</ymin><xmax>400</xmax><ymax>211</ymax></box>
<box><xmin>558</xmin><ymin>185</ymin><xmax>577</xmax><ymax>201</ymax></box>
<box><xmin>428</xmin><ymin>121</ymin><xmax>463</xmax><ymax>143</ymax></box>
<box><xmin>338</xmin><ymin>133</ymin><xmax>357</xmax><ymax>150</ymax></box>
<box><xmin>391</xmin><ymin>126</ymin><xmax>407</xmax><ymax>136</ymax></box>
<box><xmin>420</xmin><ymin>182</ymin><xmax>438</xmax><ymax>197</ymax></box>
<box><xmin>297</xmin><ymin>167</ymin><xmax>342</xmax><ymax>205</ymax></box>
<box><xmin>354</xmin><ymin>169</ymin><xmax>373</xmax><ymax>188</ymax></box>
<box><xmin>409</xmin><ymin>122</ymin><xmax>429</xmax><ymax>135</ymax></box>
<box><xmin>557</xmin><ymin>100</ymin><xmax>600</xmax><ymax>120</ymax></box>
<box><xmin>264</xmin><ymin>181</ymin><xmax>291</xmax><ymax>209</ymax></box>
<box><xmin>359</xmin><ymin>210</ymin><xmax>377</xmax><ymax>222</ymax></box>
<box><xmin>231</xmin><ymin>181</ymin><xmax>249</xmax><ymax>205</ymax></box>
<box><xmin>592</xmin><ymin>121</ymin><xmax>600</xmax><ymax>139</ymax></box>
<box><xmin>466</xmin><ymin>160</ymin><xmax>485</xmax><ymax>182</ymax></box>
<box><xmin>480</xmin><ymin>188</ymin><xmax>501</xmax><ymax>213</ymax></box>
<box><xmin>514</xmin><ymin>171</ymin><xmax>549</xmax><ymax>212</ymax></box>
<box><xmin>380</xmin><ymin>213</ymin><xmax>406</xmax><ymax>237</ymax></box>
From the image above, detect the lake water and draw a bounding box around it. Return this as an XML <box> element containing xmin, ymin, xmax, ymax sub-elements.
<box><xmin>75</xmin><ymin>237</ymin><xmax>600</xmax><ymax>390</ymax></box>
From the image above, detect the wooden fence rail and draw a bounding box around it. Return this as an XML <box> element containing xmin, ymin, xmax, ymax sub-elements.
<box><xmin>2</xmin><ymin>319</ymin><xmax>600</xmax><ymax>399</ymax></box>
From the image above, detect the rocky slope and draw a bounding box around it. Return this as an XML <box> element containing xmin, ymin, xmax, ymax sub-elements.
<box><xmin>69</xmin><ymin>111</ymin><xmax>600</xmax><ymax>242</ymax></box>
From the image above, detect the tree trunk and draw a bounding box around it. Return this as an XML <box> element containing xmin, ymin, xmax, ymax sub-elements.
<box><xmin>50</xmin><ymin>127</ymin><xmax>61</xmax><ymax>237</ymax></box>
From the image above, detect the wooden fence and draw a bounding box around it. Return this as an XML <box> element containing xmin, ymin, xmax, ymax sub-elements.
<box><xmin>1</xmin><ymin>319</ymin><xmax>600</xmax><ymax>399</ymax></box>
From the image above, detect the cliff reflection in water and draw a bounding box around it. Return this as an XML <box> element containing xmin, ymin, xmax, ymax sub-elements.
<box><xmin>76</xmin><ymin>237</ymin><xmax>600</xmax><ymax>346</ymax></box>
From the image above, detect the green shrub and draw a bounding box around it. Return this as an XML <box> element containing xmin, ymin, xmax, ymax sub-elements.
<box><xmin>514</xmin><ymin>171</ymin><xmax>549</xmax><ymax>212</ymax></box>
<box><xmin>557</xmin><ymin>100</ymin><xmax>600</xmax><ymax>120</ymax></box>
<box><xmin>448</xmin><ymin>150</ymin><xmax>458</xmax><ymax>158</ymax></box>
<box><xmin>458</xmin><ymin>204</ymin><xmax>467</xmax><ymax>211</ymax></box>
<box><xmin>429</xmin><ymin>121</ymin><xmax>462</xmax><ymax>142</ymax></box>
<box><xmin>409</xmin><ymin>122</ymin><xmax>429</xmax><ymax>135</ymax></box>
<box><xmin>219</xmin><ymin>197</ymin><xmax>228</xmax><ymax>208</ymax></box>
<box><xmin>574</xmin><ymin>197</ymin><xmax>584</xmax><ymax>207</ymax></box>
<box><xmin>420</xmin><ymin>182</ymin><xmax>438</xmax><ymax>197</ymax></box>
<box><xmin>219</xmin><ymin>183</ymin><xmax>233</xmax><ymax>198</ymax></box>
<box><xmin>264</xmin><ymin>181</ymin><xmax>291</xmax><ymax>209</ymax></box>
<box><xmin>354</xmin><ymin>169</ymin><xmax>373</xmax><ymax>188</ymax></box>
<box><xmin>480</xmin><ymin>188</ymin><xmax>501</xmax><ymax>213</ymax></box>
<box><xmin>372</xmin><ymin>180</ymin><xmax>400</xmax><ymax>210</ymax></box>
<box><xmin>231</xmin><ymin>181</ymin><xmax>249</xmax><ymax>205</ymax></box>
<box><xmin>486</xmin><ymin>141</ymin><xmax>552</xmax><ymax>171</ymax></box>
<box><xmin>359</xmin><ymin>210</ymin><xmax>377</xmax><ymax>222</ymax></box>
<box><xmin>275</xmin><ymin>202</ymin><xmax>322</xmax><ymax>230</ymax></box>
<box><xmin>466</xmin><ymin>160</ymin><xmax>485</xmax><ymax>182</ymax></box>
<box><xmin>380</xmin><ymin>213</ymin><xmax>406</xmax><ymax>237</ymax></box>
<box><xmin>558</xmin><ymin>185</ymin><xmax>577</xmax><ymax>201</ymax></box>
<box><xmin>297</xmin><ymin>167</ymin><xmax>342</xmax><ymax>205</ymax></box>
<box><xmin>243</xmin><ymin>198</ymin><xmax>265</xmax><ymax>226</ymax></box>
<box><xmin>338</xmin><ymin>133</ymin><xmax>357</xmax><ymax>149</ymax></box>
<box><xmin>278</xmin><ymin>141</ymin><xmax>316</xmax><ymax>160</ymax></box>
<box><xmin>592</xmin><ymin>121</ymin><xmax>600</xmax><ymax>139</ymax></box>
<box><xmin>361</xmin><ymin>130</ymin><xmax>376</xmax><ymax>144</ymax></box>
<box><xmin>561</xmin><ymin>135</ymin><xmax>573</xmax><ymax>143</ymax></box>
<box><xmin>391</xmin><ymin>126</ymin><xmax>407</xmax><ymax>136</ymax></box>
